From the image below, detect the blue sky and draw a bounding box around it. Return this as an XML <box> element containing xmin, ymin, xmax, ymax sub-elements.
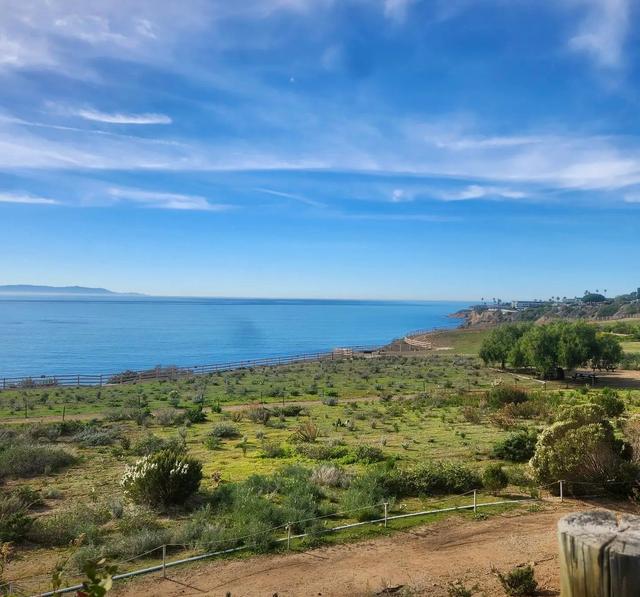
<box><xmin>1</xmin><ymin>0</ymin><xmax>639</xmax><ymax>300</ymax></box>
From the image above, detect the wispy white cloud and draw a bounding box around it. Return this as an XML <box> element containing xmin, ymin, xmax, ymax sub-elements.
<box><xmin>77</xmin><ymin>109</ymin><xmax>172</xmax><ymax>125</ymax></box>
<box><xmin>0</xmin><ymin>192</ymin><xmax>60</xmax><ymax>205</ymax></box>
<box><xmin>255</xmin><ymin>188</ymin><xmax>326</xmax><ymax>207</ymax></box>
<box><xmin>383</xmin><ymin>0</ymin><xmax>415</xmax><ymax>23</ymax></box>
<box><xmin>107</xmin><ymin>187</ymin><xmax>231</xmax><ymax>211</ymax></box>
<box><xmin>439</xmin><ymin>185</ymin><xmax>528</xmax><ymax>201</ymax></box>
<box><xmin>566</xmin><ymin>0</ymin><xmax>630</xmax><ymax>69</ymax></box>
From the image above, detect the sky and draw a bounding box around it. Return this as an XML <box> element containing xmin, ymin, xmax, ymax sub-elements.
<box><xmin>1</xmin><ymin>0</ymin><xmax>639</xmax><ymax>300</ymax></box>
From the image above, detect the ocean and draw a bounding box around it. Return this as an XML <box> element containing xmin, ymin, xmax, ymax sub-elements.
<box><xmin>0</xmin><ymin>297</ymin><xmax>469</xmax><ymax>377</ymax></box>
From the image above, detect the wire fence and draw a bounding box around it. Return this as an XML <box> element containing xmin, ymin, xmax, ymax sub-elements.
<box><xmin>0</xmin><ymin>345</ymin><xmax>384</xmax><ymax>392</ymax></box>
<box><xmin>2</xmin><ymin>479</ymin><xmax>597</xmax><ymax>597</ymax></box>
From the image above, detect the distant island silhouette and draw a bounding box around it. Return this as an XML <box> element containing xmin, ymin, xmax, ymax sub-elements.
<box><xmin>0</xmin><ymin>285</ymin><xmax>143</xmax><ymax>296</ymax></box>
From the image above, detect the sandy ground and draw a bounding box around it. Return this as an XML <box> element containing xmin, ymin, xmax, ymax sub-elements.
<box><xmin>114</xmin><ymin>503</ymin><xmax>586</xmax><ymax>597</ymax></box>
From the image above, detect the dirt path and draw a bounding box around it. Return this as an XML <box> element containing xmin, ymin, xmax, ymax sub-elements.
<box><xmin>115</xmin><ymin>504</ymin><xmax>583</xmax><ymax>597</ymax></box>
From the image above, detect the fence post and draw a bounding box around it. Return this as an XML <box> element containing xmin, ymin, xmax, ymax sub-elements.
<box><xmin>473</xmin><ymin>490</ymin><xmax>477</xmax><ymax>513</ymax></box>
<box><xmin>99</xmin><ymin>374</ymin><xmax>103</xmax><ymax>387</ymax></box>
<box><xmin>162</xmin><ymin>544</ymin><xmax>166</xmax><ymax>578</ymax></box>
<box><xmin>77</xmin><ymin>374</ymin><xmax>80</xmax><ymax>388</ymax></box>
<box><xmin>384</xmin><ymin>502</ymin><xmax>388</xmax><ymax>528</ymax></box>
<box><xmin>286</xmin><ymin>524</ymin><xmax>292</xmax><ymax>549</ymax></box>
<box><xmin>559</xmin><ymin>480</ymin><xmax>564</xmax><ymax>503</ymax></box>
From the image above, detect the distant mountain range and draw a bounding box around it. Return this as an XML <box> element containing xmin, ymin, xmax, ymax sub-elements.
<box><xmin>0</xmin><ymin>285</ymin><xmax>143</xmax><ymax>296</ymax></box>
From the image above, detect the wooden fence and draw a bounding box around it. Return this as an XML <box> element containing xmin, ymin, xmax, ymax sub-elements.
<box><xmin>0</xmin><ymin>345</ymin><xmax>383</xmax><ymax>391</ymax></box>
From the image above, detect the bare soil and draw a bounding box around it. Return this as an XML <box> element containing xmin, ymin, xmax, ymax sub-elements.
<box><xmin>114</xmin><ymin>502</ymin><xmax>593</xmax><ymax>597</ymax></box>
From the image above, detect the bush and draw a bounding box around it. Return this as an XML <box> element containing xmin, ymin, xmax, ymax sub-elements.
<box><xmin>386</xmin><ymin>462</ymin><xmax>481</xmax><ymax>497</ymax></box>
<box><xmin>0</xmin><ymin>495</ymin><xmax>33</xmax><ymax>542</ymax></box>
<box><xmin>486</xmin><ymin>386</ymin><xmax>529</xmax><ymax>408</ymax></box>
<box><xmin>260</xmin><ymin>442</ymin><xmax>289</xmax><ymax>458</ymax></box>
<box><xmin>311</xmin><ymin>464</ymin><xmax>351</xmax><ymax>488</ymax></box>
<box><xmin>185</xmin><ymin>406</ymin><xmax>207</xmax><ymax>424</ymax></box>
<box><xmin>341</xmin><ymin>471</ymin><xmax>386</xmax><ymax>521</ymax></box>
<box><xmin>105</xmin><ymin>527</ymin><xmax>172</xmax><ymax>560</ymax></box>
<box><xmin>209</xmin><ymin>422</ymin><xmax>240</xmax><ymax>439</ymax></box>
<box><xmin>293</xmin><ymin>420</ymin><xmax>319</xmax><ymax>442</ymax></box>
<box><xmin>154</xmin><ymin>408</ymin><xmax>186</xmax><ymax>427</ymax></box>
<box><xmin>351</xmin><ymin>444</ymin><xmax>385</xmax><ymax>464</ymax></box>
<box><xmin>271</xmin><ymin>405</ymin><xmax>305</xmax><ymax>417</ymax></box>
<box><xmin>131</xmin><ymin>434</ymin><xmax>171</xmax><ymax>456</ymax></box>
<box><xmin>28</xmin><ymin>504</ymin><xmax>110</xmax><ymax>546</ymax></box>
<box><xmin>203</xmin><ymin>435</ymin><xmax>222</xmax><ymax>450</ymax></box>
<box><xmin>295</xmin><ymin>443</ymin><xmax>349</xmax><ymax>461</ymax></box>
<box><xmin>121</xmin><ymin>449</ymin><xmax>203</xmax><ymax>508</ymax></box>
<box><xmin>246</xmin><ymin>407</ymin><xmax>271</xmax><ymax>424</ymax></box>
<box><xmin>0</xmin><ymin>443</ymin><xmax>76</xmax><ymax>478</ymax></box>
<box><xmin>493</xmin><ymin>430</ymin><xmax>538</xmax><ymax>462</ymax></box>
<box><xmin>72</xmin><ymin>426</ymin><xmax>120</xmax><ymax>446</ymax></box>
<box><xmin>495</xmin><ymin>564</ymin><xmax>537</xmax><ymax>596</ymax></box>
<box><xmin>530</xmin><ymin>403</ymin><xmax>634</xmax><ymax>494</ymax></box>
<box><xmin>482</xmin><ymin>464</ymin><xmax>508</xmax><ymax>493</ymax></box>
<box><xmin>591</xmin><ymin>388</ymin><xmax>625</xmax><ymax>418</ymax></box>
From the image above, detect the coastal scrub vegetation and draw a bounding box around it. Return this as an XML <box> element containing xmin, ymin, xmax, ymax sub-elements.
<box><xmin>2</xmin><ymin>334</ymin><xmax>640</xmax><ymax>591</ymax></box>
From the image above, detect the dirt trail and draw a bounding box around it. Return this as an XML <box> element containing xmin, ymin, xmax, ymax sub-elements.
<box><xmin>115</xmin><ymin>504</ymin><xmax>582</xmax><ymax>597</ymax></box>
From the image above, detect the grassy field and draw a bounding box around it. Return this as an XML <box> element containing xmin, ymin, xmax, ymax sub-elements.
<box><xmin>2</xmin><ymin>330</ymin><xmax>639</xmax><ymax>594</ymax></box>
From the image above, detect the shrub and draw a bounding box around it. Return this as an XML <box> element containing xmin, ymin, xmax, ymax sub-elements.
<box><xmin>131</xmin><ymin>434</ymin><xmax>170</xmax><ymax>456</ymax></box>
<box><xmin>0</xmin><ymin>495</ymin><xmax>33</xmax><ymax>542</ymax></box>
<box><xmin>482</xmin><ymin>464</ymin><xmax>508</xmax><ymax>493</ymax></box>
<box><xmin>154</xmin><ymin>408</ymin><xmax>186</xmax><ymax>427</ymax></box>
<box><xmin>28</xmin><ymin>504</ymin><xmax>110</xmax><ymax>546</ymax></box>
<box><xmin>461</xmin><ymin>406</ymin><xmax>482</xmax><ymax>424</ymax></box>
<box><xmin>0</xmin><ymin>443</ymin><xmax>76</xmax><ymax>478</ymax></box>
<box><xmin>493</xmin><ymin>430</ymin><xmax>538</xmax><ymax>462</ymax></box>
<box><xmin>209</xmin><ymin>422</ymin><xmax>241</xmax><ymax>439</ymax></box>
<box><xmin>530</xmin><ymin>403</ymin><xmax>635</xmax><ymax>493</ymax></box>
<box><xmin>246</xmin><ymin>407</ymin><xmax>271</xmax><ymax>424</ymax></box>
<box><xmin>295</xmin><ymin>443</ymin><xmax>349</xmax><ymax>461</ymax></box>
<box><xmin>322</xmin><ymin>397</ymin><xmax>339</xmax><ymax>406</ymax></box>
<box><xmin>271</xmin><ymin>405</ymin><xmax>305</xmax><ymax>417</ymax></box>
<box><xmin>203</xmin><ymin>435</ymin><xmax>222</xmax><ymax>450</ymax></box>
<box><xmin>105</xmin><ymin>527</ymin><xmax>172</xmax><ymax>560</ymax></box>
<box><xmin>495</xmin><ymin>564</ymin><xmax>537</xmax><ymax>596</ymax></box>
<box><xmin>341</xmin><ymin>471</ymin><xmax>386</xmax><ymax>521</ymax></box>
<box><xmin>293</xmin><ymin>420</ymin><xmax>319</xmax><ymax>443</ymax></box>
<box><xmin>591</xmin><ymin>388</ymin><xmax>625</xmax><ymax>418</ymax></box>
<box><xmin>311</xmin><ymin>464</ymin><xmax>351</xmax><ymax>488</ymax></box>
<box><xmin>386</xmin><ymin>462</ymin><xmax>480</xmax><ymax>496</ymax></box>
<box><xmin>72</xmin><ymin>426</ymin><xmax>120</xmax><ymax>446</ymax></box>
<box><xmin>486</xmin><ymin>386</ymin><xmax>529</xmax><ymax>409</ymax></box>
<box><xmin>121</xmin><ymin>449</ymin><xmax>203</xmax><ymax>508</ymax></box>
<box><xmin>185</xmin><ymin>406</ymin><xmax>207</xmax><ymax>424</ymax></box>
<box><xmin>260</xmin><ymin>442</ymin><xmax>289</xmax><ymax>458</ymax></box>
<box><xmin>351</xmin><ymin>444</ymin><xmax>385</xmax><ymax>464</ymax></box>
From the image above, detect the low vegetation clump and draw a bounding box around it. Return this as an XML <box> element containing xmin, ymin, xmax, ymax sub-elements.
<box><xmin>121</xmin><ymin>449</ymin><xmax>203</xmax><ymax>508</ymax></box>
<box><xmin>495</xmin><ymin>564</ymin><xmax>538</xmax><ymax>596</ymax></box>
<box><xmin>386</xmin><ymin>461</ymin><xmax>481</xmax><ymax>496</ymax></box>
<box><xmin>493</xmin><ymin>430</ymin><xmax>538</xmax><ymax>462</ymax></box>
<box><xmin>485</xmin><ymin>386</ymin><xmax>529</xmax><ymax>408</ymax></box>
<box><xmin>0</xmin><ymin>490</ymin><xmax>39</xmax><ymax>542</ymax></box>
<box><xmin>209</xmin><ymin>422</ymin><xmax>241</xmax><ymax>439</ymax></box>
<box><xmin>72</xmin><ymin>425</ymin><xmax>121</xmax><ymax>446</ymax></box>
<box><xmin>341</xmin><ymin>470</ymin><xmax>388</xmax><ymax>521</ymax></box>
<box><xmin>482</xmin><ymin>463</ymin><xmax>508</xmax><ymax>494</ymax></box>
<box><xmin>28</xmin><ymin>503</ymin><xmax>110</xmax><ymax>547</ymax></box>
<box><xmin>0</xmin><ymin>442</ymin><xmax>76</xmax><ymax>479</ymax></box>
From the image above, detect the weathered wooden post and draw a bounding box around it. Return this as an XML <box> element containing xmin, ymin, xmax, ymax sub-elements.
<box><xmin>558</xmin><ymin>510</ymin><xmax>640</xmax><ymax>596</ymax></box>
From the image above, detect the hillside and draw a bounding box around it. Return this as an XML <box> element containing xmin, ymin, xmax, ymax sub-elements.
<box><xmin>456</xmin><ymin>291</ymin><xmax>640</xmax><ymax>328</ymax></box>
<box><xmin>0</xmin><ymin>285</ymin><xmax>141</xmax><ymax>296</ymax></box>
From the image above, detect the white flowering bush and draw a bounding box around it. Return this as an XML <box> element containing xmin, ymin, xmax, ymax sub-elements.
<box><xmin>121</xmin><ymin>449</ymin><xmax>202</xmax><ymax>508</ymax></box>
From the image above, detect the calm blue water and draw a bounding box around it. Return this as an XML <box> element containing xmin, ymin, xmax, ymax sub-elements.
<box><xmin>0</xmin><ymin>297</ymin><xmax>469</xmax><ymax>377</ymax></box>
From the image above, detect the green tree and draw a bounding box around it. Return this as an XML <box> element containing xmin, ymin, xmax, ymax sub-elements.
<box><xmin>479</xmin><ymin>324</ymin><xmax>531</xmax><ymax>369</ymax></box>
<box><xmin>592</xmin><ymin>333</ymin><xmax>623</xmax><ymax>370</ymax></box>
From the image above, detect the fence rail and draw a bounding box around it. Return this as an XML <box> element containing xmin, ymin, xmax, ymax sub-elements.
<box><xmin>0</xmin><ymin>345</ymin><xmax>383</xmax><ymax>391</ymax></box>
